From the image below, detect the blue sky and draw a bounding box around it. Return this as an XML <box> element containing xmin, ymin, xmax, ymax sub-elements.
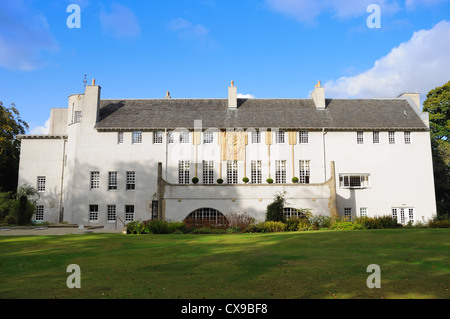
<box><xmin>0</xmin><ymin>0</ymin><xmax>449</xmax><ymax>133</ymax></box>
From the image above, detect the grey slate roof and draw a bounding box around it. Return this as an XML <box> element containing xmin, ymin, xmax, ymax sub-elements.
<box><xmin>96</xmin><ymin>98</ymin><xmax>428</xmax><ymax>131</ymax></box>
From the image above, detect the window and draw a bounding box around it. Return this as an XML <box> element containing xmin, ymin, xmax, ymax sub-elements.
<box><xmin>251</xmin><ymin>130</ymin><xmax>261</xmax><ymax>144</ymax></box>
<box><xmin>107</xmin><ymin>205</ymin><xmax>116</xmax><ymax>222</ymax></box>
<box><xmin>227</xmin><ymin>160</ymin><xmax>238</xmax><ymax>184</ymax></box>
<box><xmin>357</xmin><ymin>131</ymin><xmax>364</xmax><ymax>144</ymax></box>
<box><xmin>389</xmin><ymin>131</ymin><xmax>395</xmax><ymax>144</ymax></box>
<box><xmin>359</xmin><ymin>207</ymin><xmax>367</xmax><ymax>217</ymax></box>
<box><xmin>180</xmin><ymin>131</ymin><xmax>190</xmax><ymax>144</ymax></box>
<box><xmin>373</xmin><ymin>131</ymin><xmax>380</xmax><ymax>144</ymax></box>
<box><xmin>117</xmin><ymin>131</ymin><xmax>124</xmax><ymax>144</ymax></box>
<box><xmin>108</xmin><ymin>172</ymin><xmax>117</xmax><ymax>190</ymax></box>
<box><xmin>203</xmin><ymin>160</ymin><xmax>214</xmax><ymax>184</ymax></box>
<box><xmin>37</xmin><ymin>176</ymin><xmax>46</xmax><ymax>192</ymax></box>
<box><xmin>153</xmin><ymin>131</ymin><xmax>163</xmax><ymax>144</ymax></box>
<box><xmin>90</xmin><ymin>172</ymin><xmax>99</xmax><ymax>190</ymax></box>
<box><xmin>275</xmin><ymin>130</ymin><xmax>285</xmax><ymax>144</ymax></box>
<box><xmin>408</xmin><ymin>208</ymin><xmax>414</xmax><ymax>224</ymax></box>
<box><xmin>284</xmin><ymin>208</ymin><xmax>306</xmax><ymax>219</ymax></box>
<box><xmin>404</xmin><ymin>131</ymin><xmax>411</xmax><ymax>144</ymax></box>
<box><xmin>392</xmin><ymin>207</ymin><xmax>415</xmax><ymax>225</ymax></box>
<box><xmin>203</xmin><ymin>131</ymin><xmax>214</xmax><ymax>144</ymax></box>
<box><xmin>132</xmin><ymin>131</ymin><xmax>142</xmax><ymax>144</ymax></box>
<box><xmin>299</xmin><ymin>131</ymin><xmax>309</xmax><ymax>144</ymax></box>
<box><xmin>125</xmin><ymin>205</ymin><xmax>134</xmax><ymax>222</ymax></box>
<box><xmin>344</xmin><ymin>208</ymin><xmax>352</xmax><ymax>220</ymax></box>
<box><xmin>126</xmin><ymin>171</ymin><xmax>135</xmax><ymax>190</ymax></box>
<box><xmin>35</xmin><ymin>205</ymin><xmax>44</xmax><ymax>221</ymax></box>
<box><xmin>251</xmin><ymin>160</ymin><xmax>262</xmax><ymax>184</ymax></box>
<box><xmin>168</xmin><ymin>131</ymin><xmax>174</xmax><ymax>144</ymax></box>
<box><xmin>179</xmin><ymin>161</ymin><xmax>190</xmax><ymax>184</ymax></box>
<box><xmin>185</xmin><ymin>208</ymin><xmax>227</xmax><ymax>225</ymax></box>
<box><xmin>339</xmin><ymin>174</ymin><xmax>370</xmax><ymax>188</ymax></box>
<box><xmin>74</xmin><ymin>111</ymin><xmax>82</xmax><ymax>123</ymax></box>
<box><xmin>299</xmin><ymin>160</ymin><xmax>310</xmax><ymax>184</ymax></box>
<box><xmin>89</xmin><ymin>205</ymin><xmax>98</xmax><ymax>221</ymax></box>
<box><xmin>392</xmin><ymin>208</ymin><xmax>398</xmax><ymax>221</ymax></box>
<box><xmin>275</xmin><ymin>160</ymin><xmax>286</xmax><ymax>183</ymax></box>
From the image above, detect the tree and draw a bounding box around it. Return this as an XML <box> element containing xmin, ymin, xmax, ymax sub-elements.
<box><xmin>423</xmin><ymin>81</ymin><xmax>450</xmax><ymax>217</ymax></box>
<box><xmin>0</xmin><ymin>101</ymin><xmax>29</xmax><ymax>192</ymax></box>
<box><xmin>266</xmin><ymin>191</ymin><xmax>287</xmax><ymax>222</ymax></box>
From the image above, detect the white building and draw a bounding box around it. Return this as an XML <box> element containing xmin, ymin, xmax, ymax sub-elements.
<box><xmin>17</xmin><ymin>80</ymin><xmax>437</xmax><ymax>229</ymax></box>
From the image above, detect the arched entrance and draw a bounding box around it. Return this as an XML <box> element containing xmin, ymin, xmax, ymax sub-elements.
<box><xmin>184</xmin><ymin>208</ymin><xmax>228</xmax><ymax>226</ymax></box>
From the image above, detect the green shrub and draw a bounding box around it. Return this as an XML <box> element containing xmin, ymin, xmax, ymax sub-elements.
<box><xmin>285</xmin><ymin>217</ymin><xmax>302</xmax><ymax>231</ymax></box>
<box><xmin>9</xmin><ymin>197</ymin><xmax>35</xmax><ymax>226</ymax></box>
<box><xmin>329</xmin><ymin>221</ymin><xmax>354</xmax><ymax>231</ymax></box>
<box><xmin>259</xmin><ymin>221</ymin><xmax>286</xmax><ymax>232</ymax></box>
<box><xmin>297</xmin><ymin>219</ymin><xmax>312</xmax><ymax>231</ymax></box>
<box><xmin>266</xmin><ymin>192</ymin><xmax>286</xmax><ymax>222</ymax></box>
<box><xmin>217</xmin><ymin>178</ymin><xmax>223</xmax><ymax>184</ymax></box>
<box><xmin>226</xmin><ymin>212</ymin><xmax>255</xmax><ymax>232</ymax></box>
<box><xmin>192</xmin><ymin>227</ymin><xmax>226</xmax><ymax>234</ymax></box>
<box><xmin>291</xmin><ymin>177</ymin><xmax>299</xmax><ymax>183</ymax></box>
<box><xmin>227</xmin><ymin>226</ymin><xmax>241</xmax><ymax>233</ymax></box>
<box><xmin>266</xmin><ymin>178</ymin><xmax>273</xmax><ymax>184</ymax></box>
<box><xmin>428</xmin><ymin>219</ymin><xmax>450</xmax><ymax>228</ymax></box>
<box><xmin>308</xmin><ymin>215</ymin><xmax>332</xmax><ymax>229</ymax></box>
<box><xmin>242</xmin><ymin>177</ymin><xmax>249</xmax><ymax>183</ymax></box>
<box><xmin>192</xmin><ymin>177</ymin><xmax>199</xmax><ymax>184</ymax></box>
<box><xmin>354</xmin><ymin>216</ymin><xmax>401</xmax><ymax>229</ymax></box>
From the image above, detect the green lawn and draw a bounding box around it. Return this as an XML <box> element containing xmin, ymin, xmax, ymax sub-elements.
<box><xmin>0</xmin><ymin>229</ymin><xmax>449</xmax><ymax>299</ymax></box>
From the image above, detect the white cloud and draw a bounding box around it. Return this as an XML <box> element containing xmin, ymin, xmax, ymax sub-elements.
<box><xmin>323</xmin><ymin>20</ymin><xmax>450</xmax><ymax>100</ymax></box>
<box><xmin>265</xmin><ymin>0</ymin><xmax>400</xmax><ymax>24</ymax></box>
<box><xmin>30</xmin><ymin>118</ymin><xmax>50</xmax><ymax>135</ymax></box>
<box><xmin>237</xmin><ymin>93</ymin><xmax>256</xmax><ymax>99</ymax></box>
<box><xmin>167</xmin><ymin>18</ymin><xmax>210</xmax><ymax>41</ymax></box>
<box><xmin>0</xmin><ymin>1</ymin><xmax>59</xmax><ymax>71</ymax></box>
<box><xmin>100</xmin><ymin>3</ymin><xmax>141</xmax><ymax>40</ymax></box>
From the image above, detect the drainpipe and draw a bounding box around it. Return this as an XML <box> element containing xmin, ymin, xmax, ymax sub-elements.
<box><xmin>165</xmin><ymin>128</ymin><xmax>168</xmax><ymax>180</ymax></box>
<box><xmin>59</xmin><ymin>138</ymin><xmax>67</xmax><ymax>223</ymax></box>
<box><xmin>322</xmin><ymin>128</ymin><xmax>327</xmax><ymax>181</ymax></box>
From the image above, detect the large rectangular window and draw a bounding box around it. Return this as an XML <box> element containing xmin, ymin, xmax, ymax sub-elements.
<box><xmin>108</xmin><ymin>171</ymin><xmax>117</xmax><ymax>190</ymax></box>
<box><xmin>132</xmin><ymin>131</ymin><xmax>142</xmax><ymax>144</ymax></box>
<box><xmin>275</xmin><ymin>160</ymin><xmax>286</xmax><ymax>183</ymax></box>
<box><xmin>275</xmin><ymin>130</ymin><xmax>285</xmax><ymax>144</ymax></box>
<box><xmin>251</xmin><ymin>130</ymin><xmax>261</xmax><ymax>144</ymax></box>
<box><xmin>357</xmin><ymin>131</ymin><xmax>364</xmax><ymax>144</ymax></box>
<box><xmin>227</xmin><ymin>160</ymin><xmax>238</xmax><ymax>184</ymax></box>
<box><xmin>202</xmin><ymin>160</ymin><xmax>214</xmax><ymax>184</ymax></box>
<box><xmin>179</xmin><ymin>161</ymin><xmax>190</xmax><ymax>184</ymax></box>
<box><xmin>153</xmin><ymin>131</ymin><xmax>163</xmax><ymax>144</ymax></box>
<box><xmin>389</xmin><ymin>131</ymin><xmax>395</xmax><ymax>144</ymax></box>
<box><xmin>37</xmin><ymin>176</ymin><xmax>46</xmax><ymax>192</ymax></box>
<box><xmin>251</xmin><ymin>160</ymin><xmax>262</xmax><ymax>184</ymax></box>
<box><xmin>90</xmin><ymin>172</ymin><xmax>99</xmax><ymax>190</ymax></box>
<box><xmin>125</xmin><ymin>205</ymin><xmax>134</xmax><ymax>222</ymax></box>
<box><xmin>344</xmin><ymin>208</ymin><xmax>352</xmax><ymax>220</ymax></box>
<box><xmin>298</xmin><ymin>131</ymin><xmax>309</xmax><ymax>144</ymax></box>
<box><xmin>89</xmin><ymin>205</ymin><xmax>98</xmax><ymax>221</ymax></box>
<box><xmin>126</xmin><ymin>171</ymin><xmax>135</xmax><ymax>190</ymax></box>
<box><xmin>180</xmin><ymin>131</ymin><xmax>190</xmax><ymax>144</ymax></box>
<box><xmin>373</xmin><ymin>131</ymin><xmax>380</xmax><ymax>144</ymax></box>
<box><xmin>339</xmin><ymin>174</ymin><xmax>370</xmax><ymax>188</ymax></box>
<box><xmin>299</xmin><ymin>160</ymin><xmax>310</xmax><ymax>184</ymax></box>
<box><xmin>107</xmin><ymin>205</ymin><xmax>116</xmax><ymax>222</ymax></box>
<box><xmin>35</xmin><ymin>205</ymin><xmax>44</xmax><ymax>221</ymax></box>
<box><xmin>203</xmin><ymin>131</ymin><xmax>214</xmax><ymax>144</ymax></box>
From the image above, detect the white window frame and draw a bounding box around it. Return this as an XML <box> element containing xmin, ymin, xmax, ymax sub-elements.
<box><xmin>339</xmin><ymin>174</ymin><xmax>370</xmax><ymax>189</ymax></box>
<box><xmin>89</xmin><ymin>204</ymin><xmax>98</xmax><ymax>221</ymax></box>
<box><xmin>132</xmin><ymin>131</ymin><xmax>142</xmax><ymax>144</ymax></box>
<box><xmin>153</xmin><ymin>131</ymin><xmax>163</xmax><ymax>144</ymax></box>
<box><xmin>344</xmin><ymin>208</ymin><xmax>352</xmax><ymax>220</ymax></box>
<box><xmin>251</xmin><ymin>131</ymin><xmax>261</xmax><ymax>144</ymax></box>
<box><xmin>298</xmin><ymin>131</ymin><xmax>309</xmax><ymax>144</ymax></box>
<box><xmin>117</xmin><ymin>131</ymin><xmax>124</xmax><ymax>144</ymax></box>
<box><xmin>74</xmin><ymin>111</ymin><xmax>82</xmax><ymax>123</ymax></box>
<box><xmin>275</xmin><ymin>160</ymin><xmax>286</xmax><ymax>184</ymax></box>
<box><xmin>107</xmin><ymin>205</ymin><xmax>116</xmax><ymax>222</ymax></box>
<box><xmin>357</xmin><ymin>131</ymin><xmax>364</xmax><ymax>144</ymax></box>
<box><xmin>227</xmin><ymin>160</ymin><xmax>238</xmax><ymax>184</ymax></box>
<box><xmin>392</xmin><ymin>207</ymin><xmax>415</xmax><ymax>225</ymax></box>
<box><xmin>108</xmin><ymin>171</ymin><xmax>117</xmax><ymax>190</ymax></box>
<box><xmin>203</xmin><ymin>131</ymin><xmax>214</xmax><ymax>144</ymax></box>
<box><xmin>180</xmin><ymin>131</ymin><xmax>190</xmax><ymax>144</ymax></box>
<box><xmin>389</xmin><ymin>131</ymin><xmax>395</xmax><ymax>144</ymax></box>
<box><xmin>37</xmin><ymin>176</ymin><xmax>46</xmax><ymax>192</ymax></box>
<box><xmin>35</xmin><ymin>205</ymin><xmax>44</xmax><ymax>221</ymax></box>
<box><xmin>359</xmin><ymin>207</ymin><xmax>367</xmax><ymax>218</ymax></box>
<box><xmin>299</xmin><ymin>160</ymin><xmax>310</xmax><ymax>184</ymax></box>
<box><xmin>90</xmin><ymin>172</ymin><xmax>99</xmax><ymax>190</ymax></box>
<box><xmin>202</xmin><ymin>160</ymin><xmax>214</xmax><ymax>184</ymax></box>
<box><xmin>179</xmin><ymin>161</ymin><xmax>190</xmax><ymax>184</ymax></box>
<box><xmin>275</xmin><ymin>130</ymin><xmax>285</xmax><ymax>144</ymax></box>
<box><xmin>126</xmin><ymin>171</ymin><xmax>136</xmax><ymax>190</ymax></box>
<box><xmin>251</xmin><ymin>160</ymin><xmax>262</xmax><ymax>184</ymax></box>
<box><xmin>404</xmin><ymin>131</ymin><xmax>411</xmax><ymax>144</ymax></box>
<box><xmin>125</xmin><ymin>205</ymin><xmax>134</xmax><ymax>222</ymax></box>
<box><xmin>373</xmin><ymin>131</ymin><xmax>380</xmax><ymax>144</ymax></box>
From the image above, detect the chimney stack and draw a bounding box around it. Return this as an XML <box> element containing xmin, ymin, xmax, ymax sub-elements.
<box><xmin>311</xmin><ymin>80</ymin><xmax>326</xmax><ymax>109</ymax></box>
<box><xmin>228</xmin><ymin>81</ymin><xmax>237</xmax><ymax>109</ymax></box>
<box><xmin>165</xmin><ymin>91</ymin><xmax>171</xmax><ymax>99</ymax></box>
<box><xmin>398</xmin><ymin>92</ymin><xmax>420</xmax><ymax>110</ymax></box>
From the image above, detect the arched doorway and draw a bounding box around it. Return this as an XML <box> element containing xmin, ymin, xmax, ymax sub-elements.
<box><xmin>184</xmin><ymin>208</ymin><xmax>228</xmax><ymax>226</ymax></box>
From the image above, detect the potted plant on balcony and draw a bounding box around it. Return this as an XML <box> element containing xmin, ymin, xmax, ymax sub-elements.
<box><xmin>242</xmin><ymin>177</ymin><xmax>249</xmax><ymax>184</ymax></box>
<box><xmin>266</xmin><ymin>178</ymin><xmax>273</xmax><ymax>184</ymax></box>
<box><xmin>192</xmin><ymin>177</ymin><xmax>199</xmax><ymax>184</ymax></box>
<box><xmin>217</xmin><ymin>178</ymin><xmax>223</xmax><ymax>184</ymax></box>
<box><xmin>292</xmin><ymin>177</ymin><xmax>299</xmax><ymax>183</ymax></box>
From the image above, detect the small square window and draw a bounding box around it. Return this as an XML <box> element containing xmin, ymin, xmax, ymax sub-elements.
<box><xmin>132</xmin><ymin>131</ymin><xmax>142</xmax><ymax>144</ymax></box>
<box><xmin>252</xmin><ymin>131</ymin><xmax>261</xmax><ymax>144</ymax></box>
<box><xmin>203</xmin><ymin>131</ymin><xmax>214</xmax><ymax>144</ymax></box>
<box><xmin>275</xmin><ymin>130</ymin><xmax>285</xmax><ymax>144</ymax></box>
<box><xmin>299</xmin><ymin>131</ymin><xmax>309</xmax><ymax>144</ymax></box>
<box><xmin>153</xmin><ymin>131</ymin><xmax>163</xmax><ymax>144</ymax></box>
<box><xmin>180</xmin><ymin>131</ymin><xmax>190</xmax><ymax>144</ymax></box>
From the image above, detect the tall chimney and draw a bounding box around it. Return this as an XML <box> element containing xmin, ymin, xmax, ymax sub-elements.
<box><xmin>311</xmin><ymin>80</ymin><xmax>326</xmax><ymax>109</ymax></box>
<box><xmin>228</xmin><ymin>80</ymin><xmax>237</xmax><ymax>109</ymax></box>
<box><xmin>165</xmin><ymin>91</ymin><xmax>171</xmax><ymax>99</ymax></box>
